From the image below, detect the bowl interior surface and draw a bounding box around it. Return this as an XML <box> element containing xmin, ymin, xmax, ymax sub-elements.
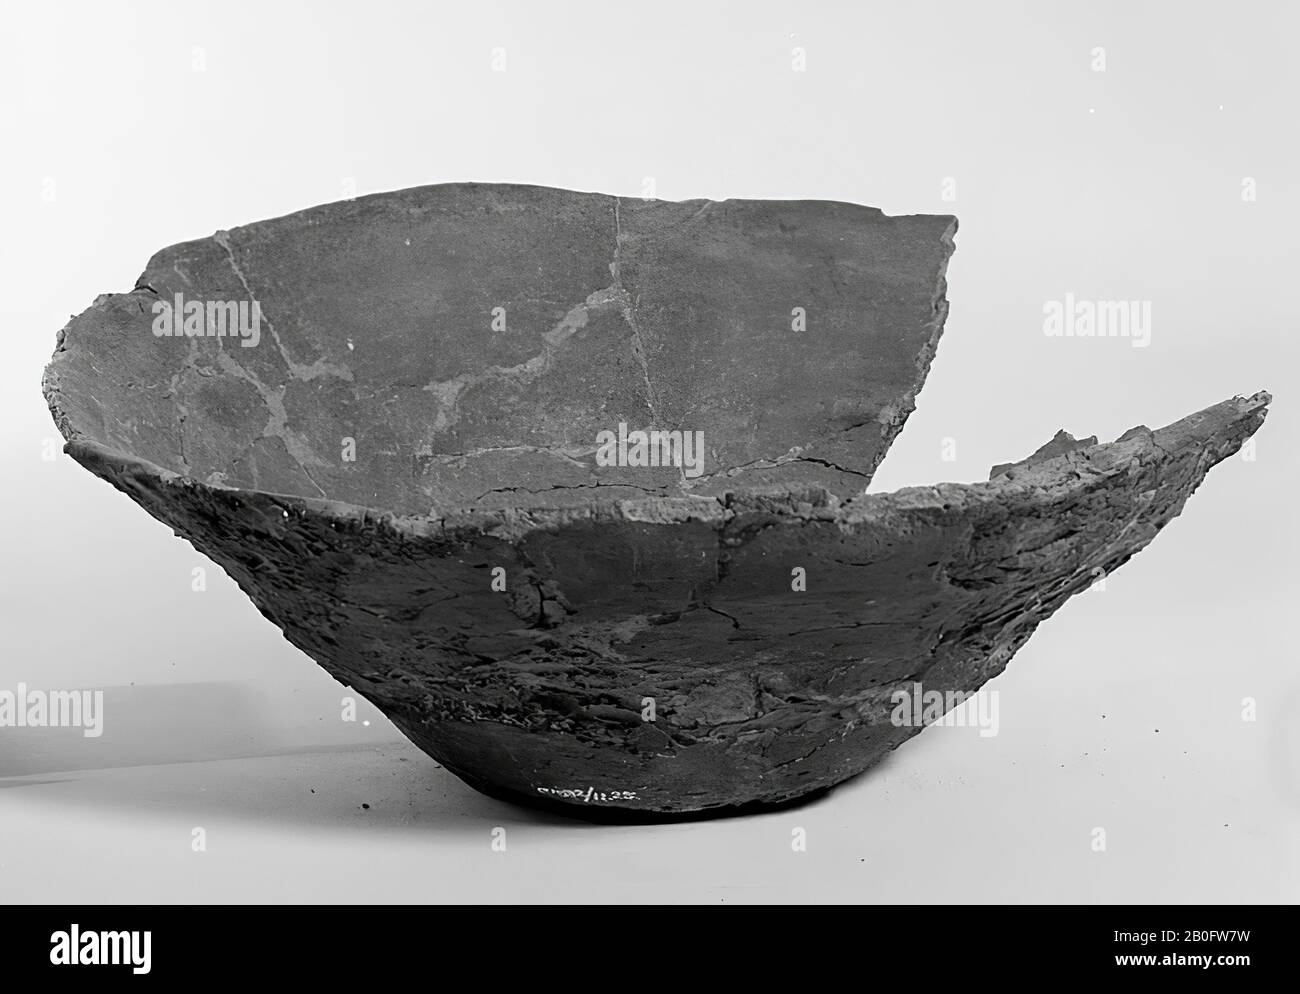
<box><xmin>48</xmin><ymin>185</ymin><xmax>956</xmax><ymax>515</ymax></box>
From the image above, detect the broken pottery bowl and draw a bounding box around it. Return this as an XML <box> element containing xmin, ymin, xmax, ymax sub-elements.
<box><xmin>43</xmin><ymin>183</ymin><xmax>1268</xmax><ymax>818</ymax></box>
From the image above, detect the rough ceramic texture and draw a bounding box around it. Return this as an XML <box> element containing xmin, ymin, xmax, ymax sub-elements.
<box><xmin>43</xmin><ymin>183</ymin><xmax>1268</xmax><ymax>818</ymax></box>
<box><xmin>45</xmin><ymin>392</ymin><xmax>1269</xmax><ymax>816</ymax></box>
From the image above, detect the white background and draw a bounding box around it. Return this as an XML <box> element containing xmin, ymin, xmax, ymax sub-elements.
<box><xmin>1</xmin><ymin>0</ymin><xmax>1296</xmax><ymax>902</ymax></box>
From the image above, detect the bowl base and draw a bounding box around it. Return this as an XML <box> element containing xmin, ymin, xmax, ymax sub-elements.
<box><xmin>455</xmin><ymin>768</ymin><xmax>839</xmax><ymax>824</ymax></box>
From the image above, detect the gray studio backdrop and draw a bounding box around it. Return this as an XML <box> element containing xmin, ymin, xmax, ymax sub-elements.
<box><xmin>1</xmin><ymin>0</ymin><xmax>1296</xmax><ymax>902</ymax></box>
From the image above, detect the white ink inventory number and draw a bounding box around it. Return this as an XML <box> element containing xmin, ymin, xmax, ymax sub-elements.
<box><xmin>536</xmin><ymin>786</ymin><xmax>638</xmax><ymax>803</ymax></box>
